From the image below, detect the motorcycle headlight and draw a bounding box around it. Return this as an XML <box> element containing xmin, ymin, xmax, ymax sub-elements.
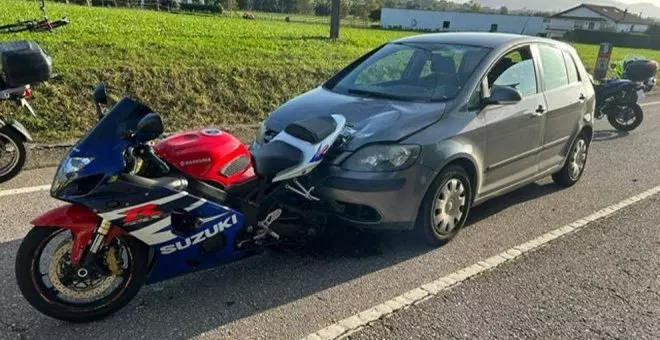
<box><xmin>51</xmin><ymin>156</ymin><xmax>95</xmax><ymax>195</ymax></box>
<box><xmin>342</xmin><ymin>144</ymin><xmax>420</xmax><ymax>172</ymax></box>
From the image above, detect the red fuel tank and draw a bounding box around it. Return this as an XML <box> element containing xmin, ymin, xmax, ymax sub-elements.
<box><xmin>154</xmin><ymin>129</ymin><xmax>255</xmax><ymax>187</ymax></box>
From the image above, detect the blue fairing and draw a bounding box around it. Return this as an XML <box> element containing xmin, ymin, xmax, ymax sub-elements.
<box><xmin>146</xmin><ymin>199</ymin><xmax>252</xmax><ymax>284</ymax></box>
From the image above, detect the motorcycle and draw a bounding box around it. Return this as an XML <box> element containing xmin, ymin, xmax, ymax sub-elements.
<box><xmin>591</xmin><ymin>73</ymin><xmax>646</xmax><ymax>132</ymax></box>
<box><xmin>0</xmin><ymin>84</ymin><xmax>34</xmax><ymax>182</ymax></box>
<box><xmin>0</xmin><ymin>39</ymin><xmax>53</xmax><ymax>182</ymax></box>
<box><xmin>15</xmin><ymin>83</ymin><xmax>348</xmax><ymax>322</ymax></box>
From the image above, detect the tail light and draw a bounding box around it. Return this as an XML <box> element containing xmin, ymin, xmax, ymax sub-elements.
<box><xmin>649</xmin><ymin>60</ymin><xmax>658</xmax><ymax>72</ymax></box>
<box><xmin>23</xmin><ymin>86</ymin><xmax>32</xmax><ymax>99</ymax></box>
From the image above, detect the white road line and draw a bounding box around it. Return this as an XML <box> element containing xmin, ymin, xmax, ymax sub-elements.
<box><xmin>641</xmin><ymin>100</ymin><xmax>660</xmax><ymax>107</ymax></box>
<box><xmin>0</xmin><ymin>185</ymin><xmax>51</xmax><ymax>198</ymax></box>
<box><xmin>301</xmin><ymin>184</ymin><xmax>660</xmax><ymax>340</ymax></box>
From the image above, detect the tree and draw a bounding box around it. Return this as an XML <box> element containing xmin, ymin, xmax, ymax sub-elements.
<box><xmin>500</xmin><ymin>6</ymin><xmax>508</xmax><ymax>14</ymax></box>
<box><xmin>369</xmin><ymin>8</ymin><xmax>381</xmax><ymax>21</ymax></box>
<box><xmin>314</xmin><ymin>0</ymin><xmax>331</xmax><ymax>16</ymax></box>
<box><xmin>647</xmin><ymin>23</ymin><xmax>660</xmax><ymax>34</ymax></box>
<box><xmin>237</xmin><ymin>0</ymin><xmax>251</xmax><ymax>10</ymax></box>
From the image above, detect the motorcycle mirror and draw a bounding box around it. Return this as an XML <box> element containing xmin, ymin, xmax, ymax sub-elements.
<box><xmin>92</xmin><ymin>82</ymin><xmax>108</xmax><ymax>105</ymax></box>
<box><xmin>135</xmin><ymin>112</ymin><xmax>164</xmax><ymax>141</ymax></box>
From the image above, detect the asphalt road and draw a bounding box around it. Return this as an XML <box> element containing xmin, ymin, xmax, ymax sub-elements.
<box><xmin>1</xmin><ymin>98</ymin><xmax>660</xmax><ymax>340</ymax></box>
<box><xmin>349</xmin><ymin>195</ymin><xmax>660</xmax><ymax>340</ymax></box>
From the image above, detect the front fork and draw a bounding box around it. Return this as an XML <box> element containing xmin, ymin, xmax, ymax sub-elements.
<box><xmin>81</xmin><ymin>219</ymin><xmax>113</xmax><ymax>267</ymax></box>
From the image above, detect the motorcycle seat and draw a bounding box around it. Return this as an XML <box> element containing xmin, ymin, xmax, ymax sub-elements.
<box><xmin>251</xmin><ymin>140</ymin><xmax>302</xmax><ymax>177</ymax></box>
<box><xmin>284</xmin><ymin>116</ymin><xmax>337</xmax><ymax>144</ymax></box>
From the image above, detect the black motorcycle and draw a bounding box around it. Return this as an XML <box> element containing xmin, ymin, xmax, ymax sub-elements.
<box><xmin>0</xmin><ymin>40</ymin><xmax>52</xmax><ymax>182</ymax></box>
<box><xmin>592</xmin><ymin>78</ymin><xmax>646</xmax><ymax>132</ymax></box>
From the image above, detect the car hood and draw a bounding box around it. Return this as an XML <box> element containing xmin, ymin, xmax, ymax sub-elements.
<box><xmin>264</xmin><ymin>86</ymin><xmax>447</xmax><ymax>151</ymax></box>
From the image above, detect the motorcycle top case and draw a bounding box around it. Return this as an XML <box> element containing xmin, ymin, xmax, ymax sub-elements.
<box><xmin>623</xmin><ymin>59</ymin><xmax>658</xmax><ymax>82</ymax></box>
<box><xmin>0</xmin><ymin>40</ymin><xmax>53</xmax><ymax>87</ymax></box>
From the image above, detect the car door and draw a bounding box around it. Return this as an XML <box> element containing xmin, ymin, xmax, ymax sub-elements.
<box><xmin>534</xmin><ymin>43</ymin><xmax>587</xmax><ymax>172</ymax></box>
<box><xmin>480</xmin><ymin>45</ymin><xmax>547</xmax><ymax>195</ymax></box>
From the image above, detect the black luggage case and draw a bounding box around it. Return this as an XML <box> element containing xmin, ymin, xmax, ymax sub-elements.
<box><xmin>0</xmin><ymin>40</ymin><xmax>53</xmax><ymax>87</ymax></box>
<box><xmin>623</xmin><ymin>59</ymin><xmax>658</xmax><ymax>82</ymax></box>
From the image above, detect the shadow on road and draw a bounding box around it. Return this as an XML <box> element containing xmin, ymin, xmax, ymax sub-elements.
<box><xmin>0</xmin><ymin>180</ymin><xmax>562</xmax><ymax>339</ymax></box>
<box><xmin>593</xmin><ymin>129</ymin><xmax>630</xmax><ymax>142</ymax></box>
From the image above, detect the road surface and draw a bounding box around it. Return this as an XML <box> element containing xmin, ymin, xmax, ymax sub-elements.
<box><xmin>1</xmin><ymin>99</ymin><xmax>660</xmax><ymax>340</ymax></box>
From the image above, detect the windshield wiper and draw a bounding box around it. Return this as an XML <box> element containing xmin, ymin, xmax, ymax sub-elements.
<box><xmin>347</xmin><ymin>88</ymin><xmax>410</xmax><ymax>101</ymax></box>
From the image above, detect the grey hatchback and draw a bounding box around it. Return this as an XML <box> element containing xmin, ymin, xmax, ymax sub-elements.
<box><xmin>253</xmin><ymin>32</ymin><xmax>595</xmax><ymax>246</ymax></box>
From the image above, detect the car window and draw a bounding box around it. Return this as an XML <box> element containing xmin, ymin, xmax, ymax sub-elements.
<box><xmin>563</xmin><ymin>50</ymin><xmax>581</xmax><ymax>84</ymax></box>
<box><xmin>355</xmin><ymin>49</ymin><xmax>415</xmax><ymax>86</ymax></box>
<box><xmin>330</xmin><ymin>43</ymin><xmax>490</xmax><ymax>102</ymax></box>
<box><xmin>538</xmin><ymin>45</ymin><xmax>570</xmax><ymax>91</ymax></box>
<box><xmin>487</xmin><ymin>47</ymin><xmax>538</xmax><ymax>97</ymax></box>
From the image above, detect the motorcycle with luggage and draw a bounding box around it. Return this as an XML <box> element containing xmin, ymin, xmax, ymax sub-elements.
<box><xmin>15</xmin><ymin>83</ymin><xmax>350</xmax><ymax>322</ymax></box>
<box><xmin>0</xmin><ymin>40</ymin><xmax>52</xmax><ymax>182</ymax></box>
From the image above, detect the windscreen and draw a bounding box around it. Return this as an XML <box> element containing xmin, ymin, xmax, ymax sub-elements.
<box><xmin>329</xmin><ymin>42</ymin><xmax>490</xmax><ymax>102</ymax></box>
<box><xmin>74</xmin><ymin>96</ymin><xmax>153</xmax><ymax>152</ymax></box>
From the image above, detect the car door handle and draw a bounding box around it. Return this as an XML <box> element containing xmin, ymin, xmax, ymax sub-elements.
<box><xmin>578</xmin><ymin>94</ymin><xmax>586</xmax><ymax>102</ymax></box>
<box><xmin>532</xmin><ymin>105</ymin><xmax>545</xmax><ymax>117</ymax></box>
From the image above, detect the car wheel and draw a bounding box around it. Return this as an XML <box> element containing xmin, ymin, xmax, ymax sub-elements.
<box><xmin>417</xmin><ymin>165</ymin><xmax>473</xmax><ymax>247</ymax></box>
<box><xmin>552</xmin><ymin>133</ymin><xmax>589</xmax><ymax>187</ymax></box>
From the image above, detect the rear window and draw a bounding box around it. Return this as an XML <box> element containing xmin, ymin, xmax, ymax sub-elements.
<box><xmin>563</xmin><ymin>50</ymin><xmax>581</xmax><ymax>84</ymax></box>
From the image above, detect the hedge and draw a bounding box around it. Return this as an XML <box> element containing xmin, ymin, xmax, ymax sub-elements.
<box><xmin>565</xmin><ymin>29</ymin><xmax>660</xmax><ymax>50</ymax></box>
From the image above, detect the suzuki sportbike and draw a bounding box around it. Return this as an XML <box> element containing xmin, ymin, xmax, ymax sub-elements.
<box><xmin>15</xmin><ymin>83</ymin><xmax>348</xmax><ymax>322</ymax></box>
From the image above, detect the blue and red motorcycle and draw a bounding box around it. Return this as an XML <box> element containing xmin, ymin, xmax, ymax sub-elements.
<box><xmin>15</xmin><ymin>83</ymin><xmax>348</xmax><ymax>322</ymax></box>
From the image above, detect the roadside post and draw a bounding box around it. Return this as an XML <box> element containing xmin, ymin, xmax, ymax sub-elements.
<box><xmin>594</xmin><ymin>43</ymin><xmax>613</xmax><ymax>81</ymax></box>
<box><xmin>330</xmin><ymin>0</ymin><xmax>340</xmax><ymax>39</ymax></box>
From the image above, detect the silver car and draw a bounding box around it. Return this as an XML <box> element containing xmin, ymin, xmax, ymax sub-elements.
<box><xmin>254</xmin><ymin>32</ymin><xmax>595</xmax><ymax>246</ymax></box>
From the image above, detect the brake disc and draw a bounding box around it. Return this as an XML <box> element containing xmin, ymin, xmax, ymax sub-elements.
<box><xmin>48</xmin><ymin>240</ymin><xmax>115</xmax><ymax>301</ymax></box>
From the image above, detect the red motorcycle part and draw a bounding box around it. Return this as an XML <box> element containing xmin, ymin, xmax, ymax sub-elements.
<box><xmin>154</xmin><ymin>129</ymin><xmax>256</xmax><ymax>188</ymax></box>
<box><xmin>31</xmin><ymin>204</ymin><xmax>126</xmax><ymax>265</ymax></box>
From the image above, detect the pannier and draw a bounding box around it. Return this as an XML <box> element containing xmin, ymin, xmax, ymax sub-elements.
<box><xmin>0</xmin><ymin>40</ymin><xmax>53</xmax><ymax>87</ymax></box>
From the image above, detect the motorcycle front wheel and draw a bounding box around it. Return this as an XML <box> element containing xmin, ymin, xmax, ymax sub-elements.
<box><xmin>0</xmin><ymin>126</ymin><xmax>27</xmax><ymax>183</ymax></box>
<box><xmin>15</xmin><ymin>227</ymin><xmax>151</xmax><ymax>323</ymax></box>
<box><xmin>607</xmin><ymin>103</ymin><xmax>644</xmax><ymax>132</ymax></box>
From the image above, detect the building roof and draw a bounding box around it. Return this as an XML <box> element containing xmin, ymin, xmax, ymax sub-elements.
<box><xmin>551</xmin><ymin>3</ymin><xmax>652</xmax><ymax>25</ymax></box>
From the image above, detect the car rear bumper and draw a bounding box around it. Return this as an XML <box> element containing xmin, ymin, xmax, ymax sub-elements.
<box><xmin>311</xmin><ymin>164</ymin><xmax>435</xmax><ymax>230</ymax></box>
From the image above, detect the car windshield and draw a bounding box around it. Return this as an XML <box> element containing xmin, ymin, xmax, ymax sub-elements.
<box><xmin>328</xmin><ymin>42</ymin><xmax>491</xmax><ymax>102</ymax></box>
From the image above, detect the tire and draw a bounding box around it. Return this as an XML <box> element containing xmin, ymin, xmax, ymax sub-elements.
<box><xmin>0</xmin><ymin>126</ymin><xmax>27</xmax><ymax>183</ymax></box>
<box><xmin>607</xmin><ymin>103</ymin><xmax>643</xmax><ymax>132</ymax></box>
<box><xmin>552</xmin><ymin>133</ymin><xmax>589</xmax><ymax>188</ymax></box>
<box><xmin>15</xmin><ymin>227</ymin><xmax>151</xmax><ymax>323</ymax></box>
<box><xmin>416</xmin><ymin>165</ymin><xmax>473</xmax><ymax>247</ymax></box>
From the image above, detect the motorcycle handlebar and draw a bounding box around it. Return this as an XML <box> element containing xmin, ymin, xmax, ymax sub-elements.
<box><xmin>136</xmin><ymin>144</ymin><xmax>170</xmax><ymax>174</ymax></box>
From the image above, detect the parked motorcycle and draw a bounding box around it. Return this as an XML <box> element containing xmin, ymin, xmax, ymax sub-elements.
<box><xmin>0</xmin><ymin>84</ymin><xmax>34</xmax><ymax>182</ymax></box>
<box><xmin>0</xmin><ymin>40</ymin><xmax>53</xmax><ymax>182</ymax></box>
<box><xmin>15</xmin><ymin>83</ymin><xmax>348</xmax><ymax>322</ymax></box>
<box><xmin>592</xmin><ymin>77</ymin><xmax>646</xmax><ymax>132</ymax></box>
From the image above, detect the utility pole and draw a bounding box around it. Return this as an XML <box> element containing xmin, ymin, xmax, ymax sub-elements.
<box><xmin>330</xmin><ymin>0</ymin><xmax>340</xmax><ymax>39</ymax></box>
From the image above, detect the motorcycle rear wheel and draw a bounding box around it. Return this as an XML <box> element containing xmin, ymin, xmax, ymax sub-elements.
<box><xmin>15</xmin><ymin>227</ymin><xmax>150</xmax><ymax>323</ymax></box>
<box><xmin>0</xmin><ymin>126</ymin><xmax>27</xmax><ymax>183</ymax></box>
<box><xmin>607</xmin><ymin>104</ymin><xmax>643</xmax><ymax>132</ymax></box>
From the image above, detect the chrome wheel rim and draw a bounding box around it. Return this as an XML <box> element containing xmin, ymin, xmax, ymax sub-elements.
<box><xmin>433</xmin><ymin>178</ymin><xmax>466</xmax><ymax>234</ymax></box>
<box><xmin>0</xmin><ymin>132</ymin><xmax>20</xmax><ymax>177</ymax></box>
<box><xmin>569</xmin><ymin>139</ymin><xmax>587</xmax><ymax>180</ymax></box>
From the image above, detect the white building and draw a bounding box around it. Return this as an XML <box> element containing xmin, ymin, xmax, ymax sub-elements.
<box><xmin>379</xmin><ymin>8</ymin><xmax>546</xmax><ymax>36</ymax></box>
<box><xmin>545</xmin><ymin>3</ymin><xmax>652</xmax><ymax>38</ymax></box>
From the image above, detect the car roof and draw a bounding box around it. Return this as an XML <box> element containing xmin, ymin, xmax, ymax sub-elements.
<box><xmin>391</xmin><ymin>32</ymin><xmax>563</xmax><ymax>49</ymax></box>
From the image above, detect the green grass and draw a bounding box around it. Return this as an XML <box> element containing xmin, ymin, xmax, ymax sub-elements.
<box><xmin>0</xmin><ymin>0</ymin><xmax>658</xmax><ymax>142</ymax></box>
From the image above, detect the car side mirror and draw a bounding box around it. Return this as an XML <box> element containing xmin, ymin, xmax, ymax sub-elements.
<box><xmin>484</xmin><ymin>86</ymin><xmax>522</xmax><ymax>106</ymax></box>
<box><xmin>135</xmin><ymin>113</ymin><xmax>164</xmax><ymax>141</ymax></box>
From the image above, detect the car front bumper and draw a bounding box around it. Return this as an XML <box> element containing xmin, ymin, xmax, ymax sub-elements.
<box><xmin>311</xmin><ymin>164</ymin><xmax>436</xmax><ymax>230</ymax></box>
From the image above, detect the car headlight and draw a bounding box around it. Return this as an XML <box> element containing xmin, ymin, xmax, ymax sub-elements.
<box><xmin>342</xmin><ymin>144</ymin><xmax>420</xmax><ymax>172</ymax></box>
<box><xmin>51</xmin><ymin>156</ymin><xmax>95</xmax><ymax>195</ymax></box>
